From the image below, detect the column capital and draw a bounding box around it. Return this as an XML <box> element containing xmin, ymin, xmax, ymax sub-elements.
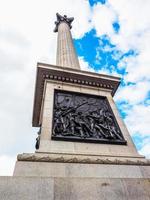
<box><xmin>54</xmin><ymin>13</ymin><xmax>74</xmax><ymax>32</ymax></box>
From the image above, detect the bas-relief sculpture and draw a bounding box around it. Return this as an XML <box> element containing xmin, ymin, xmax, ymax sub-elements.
<box><xmin>52</xmin><ymin>90</ymin><xmax>127</xmax><ymax>145</ymax></box>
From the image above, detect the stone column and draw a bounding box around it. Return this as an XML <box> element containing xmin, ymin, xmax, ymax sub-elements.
<box><xmin>54</xmin><ymin>13</ymin><xmax>80</xmax><ymax>69</ymax></box>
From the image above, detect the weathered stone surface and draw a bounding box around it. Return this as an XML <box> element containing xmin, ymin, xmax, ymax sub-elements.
<box><xmin>140</xmin><ymin>166</ymin><xmax>150</xmax><ymax>177</ymax></box>
<box><xmin>14</xmin><ymin>160</ymin><xmax>150</xmax><ymax>178</ymax></box>
<box><xmin>54</xmin><ymin>178</ymin><xmax>150</xmax><ymax>200</ymax></box>
<box><xmin>0</xmin><ymin>177</ymin><xmax>54</xmax><ymax>200</ymax></box>
<box><xmin>0</xmin><ymin>177</ymin><xmax>150</xmax><ymax>200</ymax></box>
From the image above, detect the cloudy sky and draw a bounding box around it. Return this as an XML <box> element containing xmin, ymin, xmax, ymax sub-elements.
<box><xmin>0</xmin><ymin>0</ymin><xmax>150</xmax><ymax>175</ymax></box>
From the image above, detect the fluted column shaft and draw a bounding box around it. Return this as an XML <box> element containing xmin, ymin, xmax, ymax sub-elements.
<box><xmin>56</xmin><ymin>22</ymin><xmax>80</xmax><ymax>69</ymax></box>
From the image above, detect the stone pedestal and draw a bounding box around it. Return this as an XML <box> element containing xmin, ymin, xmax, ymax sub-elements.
<box><xmin>12</xmin><ymin>152</ymin><xmax>150</xmax><ymax>199</ymax></box>
<box><xmin>14</xmin><ymin>153</ymin><xmax>150</xmax><ymax>178</ymax></box>
<box><xmin>1</xmin><ymin>177</ymin><xmax>150</xmax><ymax>200</ymax></box>
<box><xmin>9</xmin><ymin>62</ymin><xmax>149</xmax><ymax>199</ymax></box>
<box><xmin>32</xmin><ymin>63</ymin><xmax>141</xmax><ymax>159</ymax></box>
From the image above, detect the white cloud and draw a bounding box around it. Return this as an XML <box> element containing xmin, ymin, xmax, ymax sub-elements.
<box><xmin>0</xmin><ymin>0</ymin><xmax>92</xmax><ymax>175</ymax></box>
<box><xmin>91</xmin><ymin>0</ymin><xmax>150</xmax><ymax>159</ymax></box>
<box><xmin>0</xmin><ymin>155</ymin><xmax>16</xmax><ymax>176</ymax></box>
<box><xmin>0</xmin><ymin>0</ymin><xmax>92</xmax><ymax>66</ymax></box>
<box><xmin>79</xmin><ymin>56</ymin><xmax>95</xmax><ymax>72</ymax></box>
<box><xmin>92</xmin><ymin>0</ymin><xmax>150</xmax><ymax>82</ymax></box>
<box><xmin>92</xmin><ymin>2</ymin><xmax>116</xmax><ymax>37</ymax></box>
<box><xmin>97</xmin><ymin>67</ymin><xmax>121</xmax><ymax>77</ymax></box>
<box><xmin>124</xmin><ymin>51</ymin><xmax>150</xmax><ymax>83</ymax></box>
<box><xmin>115</xmin><ymin>81</ymin><xmax>150</xmax><ymax>105</ymax></box>
<box><xmin>139</xmin><ymin>143</ymin><xmax>150</xmax><ymax>158</ymax></box>
<box><xmin>124</xmin><ymin>104</ymin><xmax>150</xmax><ymax>136</ymax></box>
<box><xmin>108</xmin><ymin>0</ymin><xmax>150</xmax><ymax>51</ymax></box>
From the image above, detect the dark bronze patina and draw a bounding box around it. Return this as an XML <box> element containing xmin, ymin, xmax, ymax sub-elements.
<box><xmin>35</xmin><ymin>127</ymin><xmax>41</xmax><ymax>150</ymax></box>
<box><xmin>52</xmin><ymin>90</ymin><xmax>127</xmax><ymax>145</ymax></box>
<box><xmin>54</xmin><ymin>13</ymin><xmax>74</xmax><ymax>32</ymax></box>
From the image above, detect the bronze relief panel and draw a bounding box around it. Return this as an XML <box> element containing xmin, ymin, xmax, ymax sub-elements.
<box><xmin>52</xmin><ymin>90</ymin><xmax>127</xmax><ymax>145</ymax></box>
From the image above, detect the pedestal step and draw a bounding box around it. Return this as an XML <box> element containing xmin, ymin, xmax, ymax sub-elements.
<box><xmin>0</xmin><ymin>177</ymin><xmax>150</xmax><ymax>200</ymax></box>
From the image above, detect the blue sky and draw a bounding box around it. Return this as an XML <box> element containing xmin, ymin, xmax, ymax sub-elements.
<box><xmin>0</xmin><ymin>0</ymin><xmax>150</xmax><ymax>175</ymax></box>
<box><xmin>74</xmin><ymin>0</ymin><xmax>150</xmax><ymax>154</ymax></box>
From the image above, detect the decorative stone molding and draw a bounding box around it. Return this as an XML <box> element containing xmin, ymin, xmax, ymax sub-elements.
<box><xmin>17</xmin><ymin>153</ymin><xmax>150</xmax><ymax>166</ymax></box>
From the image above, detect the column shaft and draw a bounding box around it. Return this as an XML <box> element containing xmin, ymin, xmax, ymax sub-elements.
<box><xmin>56</xmin><ymin>22</ymin><xmax>80</xmax><ymax>69</ymax></box>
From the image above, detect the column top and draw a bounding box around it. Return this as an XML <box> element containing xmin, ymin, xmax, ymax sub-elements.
<box><xmin>54</xmin><ymin>13</ymin><xmax>74</xmax><ymax>32</ymax></box>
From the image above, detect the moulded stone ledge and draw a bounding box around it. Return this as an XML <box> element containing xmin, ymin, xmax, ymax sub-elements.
<box><xmin>17</xmin><ymin>153</ymin><xmax>150</xmax><ymax>166</ymax></box>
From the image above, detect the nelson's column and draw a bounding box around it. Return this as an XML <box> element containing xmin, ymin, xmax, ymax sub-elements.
<box><xmin>1</xmin><ymin>13</ymin><xmax>150</xmax><ymax>200</ymax></box>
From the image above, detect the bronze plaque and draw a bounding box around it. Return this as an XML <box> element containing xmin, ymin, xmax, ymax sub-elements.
<box><xmin>52</xmin><ymin>90</ymin><xmax>127</xmax><ymax>145</ymax></box>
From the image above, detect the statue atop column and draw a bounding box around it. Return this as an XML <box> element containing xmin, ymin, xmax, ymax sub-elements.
<box><xmin>54</xmin><ymin>13</ymin><xmax>74</xmax><ymax>32</ymax></box>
